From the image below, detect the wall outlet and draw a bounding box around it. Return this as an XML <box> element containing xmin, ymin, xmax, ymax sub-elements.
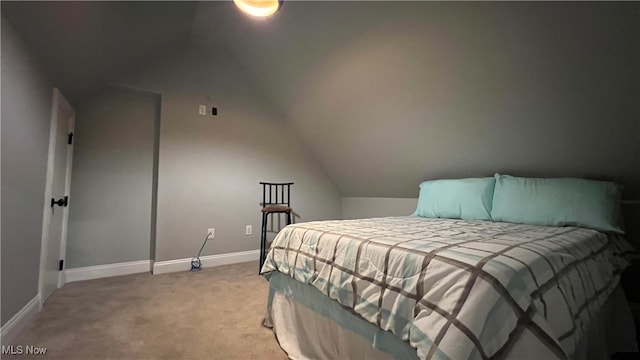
<box><xmin>199</xmin><ymin>105</ymin><xmax>207</xmax><ymax>115</ymax></box>
<box><xmin>245</xmin><ymin>225</ymin><xmax>252</xmax><ymax>236</ymax></box>
<box><xmin>208</xmin><ymin>228</ymin><xmax>215</xmax><ymax>239</ymax></box>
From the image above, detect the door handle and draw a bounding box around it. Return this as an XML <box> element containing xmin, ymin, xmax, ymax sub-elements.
<box><xmin>51</xmin><ymin>196</ymin><xmax>68</xmax><ymax>208</ymax></box>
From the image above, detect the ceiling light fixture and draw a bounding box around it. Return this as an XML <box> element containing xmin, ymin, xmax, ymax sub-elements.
<box><xmin>233</xmin><ymin>0</ymin><xmax>281</xmax><ymax>18</ymax></box>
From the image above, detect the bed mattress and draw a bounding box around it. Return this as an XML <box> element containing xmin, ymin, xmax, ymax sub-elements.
<box><xmin>261</xmin><ymin>217</ymin><xmax>633</xmax><ymax>360</ymax></box>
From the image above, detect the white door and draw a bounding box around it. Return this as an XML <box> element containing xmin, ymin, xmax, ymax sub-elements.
<box><xmin>39</xmin><ymin>88</ymin><xmax>75</xmax><ymax>305</ymax></box>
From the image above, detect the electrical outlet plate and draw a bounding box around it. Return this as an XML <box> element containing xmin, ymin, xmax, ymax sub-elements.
<box><xmin>245</xmin><ymin>225</ymin><xmax>252</xmax><ymax>236</ymax></box>
<box><xmin>208</xmin><ymin>228</ymin><xmax>215</xmax><ymax>239</ymax></box>
<box><xmin>199</xmin><ymin>105</ymin><xmax>207</xmax><ymax>115</ymax></box>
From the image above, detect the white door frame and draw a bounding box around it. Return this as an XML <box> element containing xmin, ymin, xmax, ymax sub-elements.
<box><xmin>38</xmin><ymin>88</ymin><xmax>75</xmax><ymax>308</ymax></box>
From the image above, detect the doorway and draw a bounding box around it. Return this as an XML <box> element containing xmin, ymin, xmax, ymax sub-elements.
<box><xmin>65</xmin><ymin>87</ymin><xmax>160</xmax><ymax>273</ymax></box>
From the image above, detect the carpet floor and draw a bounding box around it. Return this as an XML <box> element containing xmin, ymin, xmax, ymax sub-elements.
<box><xmin>6</xmin><ymin>262</ymin><xmax>288</xmax><ymax>360</ymax></box>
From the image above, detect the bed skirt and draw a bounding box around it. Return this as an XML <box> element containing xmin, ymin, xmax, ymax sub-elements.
<box><xmin>263</xmin><ymin>272</ymin><xmax>637</xmax><ymax>360</ymax></box>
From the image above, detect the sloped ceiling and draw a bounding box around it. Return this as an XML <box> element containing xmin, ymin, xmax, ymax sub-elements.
<box><xmin>191</xmin><ymin>1</ymin><xmax>640</xmax><ymax>198</ymax></box>
<box><xmin>1</xmin><ymin>1</ymin><xmax>197</xmax><ymax>104</ymax></box>
<box><xmin>3</xmin><ymin>2</ymin><xmax>639</xmax><ymax>198</ymax></box>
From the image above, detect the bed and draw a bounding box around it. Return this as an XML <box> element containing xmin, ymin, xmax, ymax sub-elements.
<box><xmin>260</xmin><ymin>175</ymin><xmax>637</xmax><ymax>360</ymax></box>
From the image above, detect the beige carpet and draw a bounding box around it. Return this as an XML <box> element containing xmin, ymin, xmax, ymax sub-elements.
<box><xmin>6</xmin><ymin>262</ymin><xmax>288</xmax><ymax>360</ymax></box>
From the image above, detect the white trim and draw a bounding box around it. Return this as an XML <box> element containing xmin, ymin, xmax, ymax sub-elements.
<box><xmin>65</xmin><ymin>260</ymin><xmax>151</xmax><ymax>283</ymax></box>
<box><xmin>38</xmin><ymin>88</ymin><xmax>59</xmax><ymax>308</ymax></box>
<box><xmin>58</xmin><ymin>96</ymin><xmax>75</xmax><ymax>288</ymax></box>
<box><xmin>0</xmin><ymin>295</ymin><xmax>40</xmax><ymax>345</ymax></box>
<box><xmin>39</xmin><ymin>88</ymin><xmax>75</xmax><ymax>308</ymax></box>
<box><xmin>59</xmin><ymin>269</ymin><xmax>67</xmax><ymax>287</ymax></box>
<box><xmin>152</xmin><ymin>250</ymin><xmax>260</xmax><ymax>275</ymax></box>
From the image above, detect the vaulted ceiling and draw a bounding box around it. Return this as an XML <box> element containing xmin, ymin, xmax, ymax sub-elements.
<box><xmin>3</xmin><ymin>1</ymin><xmax>639</xmax><ymax>198</ymax></box>
<box><xmin>1</xmin><ymin>1</ymin><xmax>197</xmax><ymax>102</ymax></box>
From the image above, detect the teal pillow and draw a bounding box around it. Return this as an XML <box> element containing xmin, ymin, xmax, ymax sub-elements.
<box><xmin>491</xmin><ymin>174</ymin><xmax>624</xmax><ymax>234</ymax></box>
<box><xmin>414</xmin><ymin>177</ymin><xmax>495</xmax><ymax>221</ymax></box>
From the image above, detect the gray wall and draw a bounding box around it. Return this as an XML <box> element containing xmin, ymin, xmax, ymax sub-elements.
<box><xmin>1</xmin><ymin>16</ymin><xmax>52</xmax><ymax>325</ymax></box>
<box><xmin>193</xmin><ymin>2</ymin><xmax>640</xmax><ymax>200</ymax></box>
<box><xmin>342</xmin><ymin>197</ymin><xmax>417</xmax><ymax>220</ymax></box>
<box><xmin>66</xmin><ymin>89</ymin><xmax>158</xmax><ymax>268</ymax></box>
<box><xmin>114</xmin><ymin>46</ymin><xmax>341</xmax><ymax>262</ymax></box>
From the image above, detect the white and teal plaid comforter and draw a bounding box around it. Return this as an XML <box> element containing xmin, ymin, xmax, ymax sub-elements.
<box><xmin>261</xmin><ymin>217</ymin><xmax>632</xmax><ymax>360</ymax></box>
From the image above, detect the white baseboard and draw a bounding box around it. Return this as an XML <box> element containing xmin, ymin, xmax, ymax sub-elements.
<box><xmin>153</xmin><ymin>250</ymin><xmax>260</xmax><ymax>275</ymax></box>
<box><xmin>65</xmin><ymin>260</ymin><xmax>151</xmax><ymax>283</ymax></box>
<box><xmin>1</xmin><ymin>294</ymin><xmax>40</xmax><ymax>345</ymax></box>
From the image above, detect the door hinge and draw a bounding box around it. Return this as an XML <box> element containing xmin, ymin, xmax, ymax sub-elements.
<box><xmin>58</xmin><ymin>259</ymin><xmax>64</xmax><ymax>271</ymax></box>
<box><xmin>67</xmin><ymin>132</ymin><xmax>74</xmax><ymax>145</ymax></box>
